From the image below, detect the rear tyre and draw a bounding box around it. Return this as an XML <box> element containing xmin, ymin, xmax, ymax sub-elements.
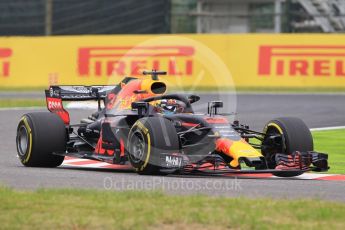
<box><xmin>16</xmin><ymin>112</ymin><xmax>66</xmax><ymax>167</ymax></box>
<box><xmin>127</xmin><ymin>117</ymin><xmax>180</xmax><ymax>175</ymax></box>
<box><xmin>262</xmin><ymin>117</ymin><xmax>313</xmax><ymax>177</ymax></box>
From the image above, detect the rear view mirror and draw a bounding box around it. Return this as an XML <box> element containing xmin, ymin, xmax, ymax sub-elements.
<box><xmin>131</xmin><ymin>102</ymin><xmax>149</xmax><ymax>117</ymax></box>
<box><xmin>208</xmin><ymin>101</ymin><xmax>223</xmax><ymax>116</ymax></box>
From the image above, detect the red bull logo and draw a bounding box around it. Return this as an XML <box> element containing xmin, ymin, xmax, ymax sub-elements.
<box><xmin>78</xmin><ymin>46</ymin><xmax>194</xmax><ymax>77</ymax></box>
<box><xmin>258</xmin><ymin>46</ymin><xmax>345</xmax><ymax>77</ymax></box>
<box><xmin>0</xmin><ymin>48</ymin><xmax>12</xmax><ymax>77</ymax></box>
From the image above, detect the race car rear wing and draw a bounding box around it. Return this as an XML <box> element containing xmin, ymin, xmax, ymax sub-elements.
<box><xmin>45</xmin><ymin>85</ymin><xmax>116</xmax><ymax>101</ymax></box>
<box><xmin>45</xmin><ymin>85</ymin><xmax>115</xmax><ymax>125</ymax></box>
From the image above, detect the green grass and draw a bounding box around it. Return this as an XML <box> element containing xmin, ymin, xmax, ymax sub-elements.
<box><xmin>312</xmin><ymin>129</ymin><xmax>345</xmax><ymax>174</ymax></box>
<box><xmin>0</xmin><ymin>99</ymin><xmax>45</xmax><ymax>108</ymax></box>
<box><xmin>0</xmin><ymin>186</ymin><xmax>344</xmax><ymax>230</ymax></box>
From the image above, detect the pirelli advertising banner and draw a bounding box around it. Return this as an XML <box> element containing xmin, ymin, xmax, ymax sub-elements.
<box><xmin>1</xmin><ymin>34</ymin><xmax>345</xmax><ymax>89</ymax></box>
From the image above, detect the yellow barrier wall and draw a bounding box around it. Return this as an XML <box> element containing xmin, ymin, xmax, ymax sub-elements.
<box><xmin>1</xmin><ymin>34</ymin><xmax>345</xmax><ymax>89</ymax></box>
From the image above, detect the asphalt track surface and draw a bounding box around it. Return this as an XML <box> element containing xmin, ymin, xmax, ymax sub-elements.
<box><xmin>0</xmin><ymin>93</ymin><xmax>344</xmax><ymax>201</ymax></box>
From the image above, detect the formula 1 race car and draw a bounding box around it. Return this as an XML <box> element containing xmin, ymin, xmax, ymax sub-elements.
<box><xmin>16</xmin><ymin>70</ymin><xmax>329</xmax><ymax>177</ymax></box>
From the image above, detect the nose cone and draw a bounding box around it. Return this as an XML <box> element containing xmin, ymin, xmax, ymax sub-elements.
<box><xmin>215</xmin><ymin>138</ymin><xmax>263</xmax><ymax>167</ymax></box>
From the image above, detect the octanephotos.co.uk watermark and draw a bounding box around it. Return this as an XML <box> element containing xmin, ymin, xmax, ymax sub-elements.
<box><xmin>103</xmin><ymin>176</ymin><xmax>242</xmax><ymax>192</ymax></box>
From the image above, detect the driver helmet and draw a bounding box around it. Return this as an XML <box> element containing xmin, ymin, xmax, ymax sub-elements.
<box><xmin>156</xmin><ymin>99</ymin><xmax>184</xmax><ymax>114</ymax></box>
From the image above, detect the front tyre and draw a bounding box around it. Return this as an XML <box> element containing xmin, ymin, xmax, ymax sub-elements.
<box><xmin>262</xmin><ymin>117</ymin><xmax>313</xmax><ymax>177</ymax></box>
<box><xmin>16</xmin><ymin>112</ymin><xmax>66</xmax><ymax>167</ymax></box>
<box><xmin>127</xmin><ymin>117</ymin><xmax>180</xmax><ymax>175</ymax></box>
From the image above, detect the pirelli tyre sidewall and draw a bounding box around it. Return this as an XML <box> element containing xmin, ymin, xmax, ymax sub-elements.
<box><xmin>16</xmin><ymin>112</ymin><xmax>66</xmax><ymax>167</ymax></box>
<box><xmin>127</xmin><ymin>117</ymin><xmax>180</xmax><ymax>175</ymax></box>
<box><xmin>262</xmin><ymin>117</ymin><xmax>313</xmax><ymax>177</ymax></box>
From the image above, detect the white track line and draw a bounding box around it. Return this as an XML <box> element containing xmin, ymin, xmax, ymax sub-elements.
<box><xmin>63</xmin><ymin>162</ymin><xmax>112</xmax><ymax>168</ymax></box>
<box><xmin>294</xmin><ymin>173</ymin><xmax>336</xmax><ymax>180</ymax></box>
<box><xmin>63</xmin><ymin>158</ymin><xmax>92</xmax><ymax>163</ymax></box>
<box><xmin>310</xmin><ymin>126</ymin><xmax>345</xmax><ymax>131</ymax></box>
<box><xmin>65</xmin><ymin>101</ymin><xmax>98</xmax><ymax>110</ymax></box>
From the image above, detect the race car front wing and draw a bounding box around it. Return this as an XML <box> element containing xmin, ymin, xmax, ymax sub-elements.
<box><xmin>159</xmin><ymin>151</ymin><xmax>329</xmax><ymax>176</ymax></box>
